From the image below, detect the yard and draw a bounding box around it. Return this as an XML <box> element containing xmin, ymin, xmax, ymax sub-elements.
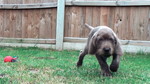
<box><xmin>0</xmin><ymin>47</ymin><xmax>150</xmax><ymax>84</ymax></box>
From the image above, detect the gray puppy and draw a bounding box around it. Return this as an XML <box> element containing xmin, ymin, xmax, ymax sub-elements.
<box><xmin>77</xmin><ymin>23</ymin><xmax>123</xmax><ymax>76</ymax></box>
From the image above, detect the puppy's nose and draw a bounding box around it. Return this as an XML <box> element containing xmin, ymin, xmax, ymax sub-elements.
<box><xmin>103</xmin><ymin>48</ymin><xmax>110</xmax><ymax>52</ymax></box>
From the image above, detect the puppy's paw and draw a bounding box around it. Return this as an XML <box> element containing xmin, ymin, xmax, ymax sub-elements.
<box><xmin>76</xmin><ymin>61</ymin><xmax>82</xmax><ymax>67</ymax></box>
<box><xmin>101</xmin><ymin>71</ymin><xmax>112</xmax><ymax>77</ymax></box>
<box><xmin>110</xmin><ymin>65</ymin><xmax>118</xmax><ymax>72</ymax></box>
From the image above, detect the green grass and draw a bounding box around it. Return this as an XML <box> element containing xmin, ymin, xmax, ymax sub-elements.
<box><xmin>0</xmin><ymin>47</ymin><xmax>150</xmax><ymax>84</ymax></box>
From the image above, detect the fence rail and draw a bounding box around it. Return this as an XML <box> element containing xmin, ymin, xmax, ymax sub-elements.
<box><xmin>0</xmin><ymin>1</ymin><xmax>149</xmax><ymax>10</ymax></box>
<box><xmin>66</xmin><ymin>1</ymin><xmax>150</xmax><ymax>6</ymax></box>
<box><xmin>64</xmin><ymin>37</ymin><xmax>150</xmax><ymax>47</ymax></box>
<box><xmin>0</xmin><ymin>37</ymin><xmax>55</xmax><ymax>44</ymax></box>
<box><xmin>0</xmin><ymin>2</ymin><xmax>57</xmax><ymax>9</ymax></box>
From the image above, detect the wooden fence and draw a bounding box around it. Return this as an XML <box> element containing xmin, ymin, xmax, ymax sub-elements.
<box><xmin>0</xmin><ymin>0</ymin><xmax>150</xmax><ymax>52</ymax></box>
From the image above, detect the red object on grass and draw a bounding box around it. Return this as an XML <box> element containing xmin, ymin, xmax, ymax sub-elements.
<box><xmin>4</xmin><ymin>56</ymin><xmax>17</xmax><ymax>62</ymax></box>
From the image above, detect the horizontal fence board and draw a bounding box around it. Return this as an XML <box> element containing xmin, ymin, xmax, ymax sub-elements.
<box><xmin>121</xmin><ymin>40</ymin><xmax>150</xmax><ymax>46</ymax></box>
<box><xmin>0</xmin><ymin>37</ymin><xmax>56</xmax><ymax>44</ymax></box>
<box><xmin>0</xmin><ymin>1</ymin><xmax>149</xmax><ymax>10</ymax></box>
<box><xmin>0</xmin><ymin>42</ymin><xmax>150</xmax><ymax>53</ymax></box>
<box><xmin>2</xmin><ymin>37</ymin><xmax>149</xmax><ymax>47</ymax></box>
<box><xmin>66</xmin><ymin>1</ymin><xmax>150</xmax><ymax>6</ymax></box>
<box><xmin>0</xmin><ymin>2</ymin><xmax>57</xmax><ymax>9</ymax></box>
<box><xmin>0</xmin><ymin>43</ymin><xmax>56</xmax><ymax>49</ymax></box>
<box><xmin>66</xmin><ymin>1</ymin><xmax>117</xmax><ymax>6</ymax></box>
<box><xmin>117</xmin><ymin>1</ymin><xmax>150</xmax><ymax>6</ymax></box>
<box><xmin>64</xmin><ymin>37</ymin><xmax>87</xmax><ymax>43</ymax></box>
<box><xmin>64</xmin><ymin>37</ymin><xmax>150</xmax><ymax>47</ymax></box>
<box><xmin>63</xmin><ymin>42</ymin><xmax>150</xmax><ymax>53</ymax></box>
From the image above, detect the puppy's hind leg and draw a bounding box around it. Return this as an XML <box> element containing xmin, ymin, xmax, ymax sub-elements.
<box><xmin>77</xmin><ymin>47</ymin><xmax>88</xmax><ymax>67</ymax></box>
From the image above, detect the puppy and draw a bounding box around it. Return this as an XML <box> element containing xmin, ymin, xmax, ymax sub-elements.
<box><xmin>77</xmin><ymin>23</ymin><xmax>123</xmax><ymax>76</ymax></box>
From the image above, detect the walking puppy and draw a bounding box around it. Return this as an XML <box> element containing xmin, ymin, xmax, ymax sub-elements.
<box><xmin>77</xmin><ymin>23</ymin><xmax>123</xmax><ymax>76</ymax></box>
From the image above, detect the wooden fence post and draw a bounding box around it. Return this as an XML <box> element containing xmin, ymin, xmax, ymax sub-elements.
<box><xmin>56</xmin><ymin>0</ymin><xmax>65</xmax><ymax>50</ymax></box>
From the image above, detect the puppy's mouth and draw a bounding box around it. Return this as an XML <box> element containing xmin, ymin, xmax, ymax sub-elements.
<box><xmin>103</xmin><ymin>52</ymin><xmax>111</xmax><ymax>57</ymax></box>
<box><xmin>96</xmin><ymin>51</ymin><xmax>112</xmax><ymax>56</ymax></box>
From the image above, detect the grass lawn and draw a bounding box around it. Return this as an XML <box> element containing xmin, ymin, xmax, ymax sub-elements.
<box><xmin>0</xmin><ymin>47</ymin><xmax>150</xmax><ymax>84</ymax></box>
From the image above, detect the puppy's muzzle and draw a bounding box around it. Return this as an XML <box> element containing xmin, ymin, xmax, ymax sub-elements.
<box><xmin>103</xmin><ymin>48</ymin><xmax>111</xmax><ymax>54</ymax></box>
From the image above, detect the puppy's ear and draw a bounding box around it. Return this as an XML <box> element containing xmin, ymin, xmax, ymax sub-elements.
<box><xmin>88</xmin><ymin>35</ymin><xmax>97</xmax><ymax>54</ymax></box>
<box><xmin>114</xmin><ymin>36</ymin><xmax>123</xmax><ymax>56</ymax></box>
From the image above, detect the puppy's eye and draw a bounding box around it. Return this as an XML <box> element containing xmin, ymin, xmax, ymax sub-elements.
<box><xmin>109</xmin><ymin>38</ymin><xmax>113</xmax><ymax>41</ymax></box>
<box><xmin>98</xmin><ymin>38</ymin><xmax>103</xmax><ymax>42</ymax></box>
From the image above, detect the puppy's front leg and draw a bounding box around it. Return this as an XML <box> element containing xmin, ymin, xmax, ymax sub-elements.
<box><xmin>110</xmin><ymin>54</ymin><xmax>120</xmax><ymax>72</ymax></box>
<box><xmin>96</xmin><ymin>54</ymin><xmax>112</xmax><ymax>76</ymax></box>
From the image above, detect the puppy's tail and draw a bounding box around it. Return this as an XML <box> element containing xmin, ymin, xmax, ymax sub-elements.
<box><xmin>85</xmin><ymin>23</ymin><xmax>94</xmax><ymax>30</ymax></box>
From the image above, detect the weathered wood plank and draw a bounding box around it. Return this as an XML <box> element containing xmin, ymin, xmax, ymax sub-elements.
<box><xmin>28</xmin><ymin>0</ymin><xmax>40</xmax><ymax>38</ymax></box>
<box><xmin>22</xmin><ymin>0</ymin><xmax>57</xmax><ymax>39</ymax></box>
<box><xmin>0</xmin><ymin>1</ymin><xmax>149</xmax><ymax>9</ymax></box>
<box><xmin>0</xmin><ymin>43</ymin><xmax>56</xmax><ymax>49</ymax></box>
<box><xmin>56</xmin><ymin>0</ymin><xmax>65</xmax><ymax>50</ymax></box>
<box><xmin>77</xmin><ymin>7</ymin><xmax>84</xmax><ymax>38</ymax></box>
<box><xmin>100</xmin><ymin>7</ymin><xmax>109</xmax><ymax>26</ymax></box>
<box><xmin>22</xmin><ymin>0</ymin><xmax>34</xmax><ymax>38</ymax></box>
<box><xmin>0</xmin><ymin>2</ymin><xmax>57</xmax><ymax>9</ymax></box>
<box><xmin>51</xmin><ymin>8</ymin><xmax>57</xmax><ymax>39</ymax></box>
<box><xmin>138</xmin><ymin>7</ymin><xmax>149</xmax><ymax>40</ymax></box>
<box><xmin>64</xmin><ymin>37</ymin><xmax>150</xmax><ymax>47</ymax></box>
<box><xmin>69</xmin><ymin>7</ymin><xmax>83</xmax><ymax>37</ymax></box>
<box><xmin>117</xmin><ymin>1</ymin><xmax>150</xmax><ymax>6</ymax></box>
<box><xmin>64</xmin><ymin>37</ymin><xmax>87</xmax><ymax>43</ymax></box>
<box><xmin>0</xmin><ymin>37</ymin><xmax>56</xmax><ymax>44</ymax></box>
<box><xmin>10</xmin><ymin>10</ymin><xmax>18</xmax><ymax>38</ymax></box>
<box><xmin>0</xmin><ymin>41</ymin><xmax>149</xmax><ymax>53</ymax></box>
<box><xmin>114</xmin><ymin>7</ymin><xmax>129</xmax><ymax>40</ymax></box>
<box><xmin>66</xmin><ymin>1</ymin><xmax>150</xmax><ymax>6</ymax></box>
<box><xmin>84</xmin><ymin>7</ymin><xmax>92</xmax><ymax>37</ymax></box>
<box><xmin>63</xmin><ymin>42</ymin><xmax>150</xmax><ymax>53</ymax></box>
<box><xmin>64</xmin><ymin>7</ymin><xmax>71</xmax><ymax>37</ymax></box>
<box><xmin>80</xmin><ymin>7</ymin><xmax>86</xmax><ymax>38</ymax></box>
<box><xmin>22</xmin><ymin>10</ymin><xmax>28</xmax><ymax>38</ymax></box>
<box><xmin>120</xmin><ymin>40</ymin><xmax>150</xmax><ymax>46</ymax></box>
<box><xmin>3</xmin><ymin>0</ymin><xmax>22</xmax><ymax>38</ymax></box>
<box><xmin>70</xmin><ymin>7</ymin><xmax>77</xmax><ymax>37</ymax></box>
<box><xmin>39</xmin><ymin>9</ymin><xmax>48</xmax><ymax>39</ymax></box>
<box><xmin>0</xmin><ymin>1</ymin><xmax>149</xmax><ymax>10</ymax></box>
<box><xmin>66</xmin><ymin>1</ymin><xmax>117</xmax><ymax>6</ymax></box>
<box><xmin>0</xmin><ymin>10</ymin><xmax>4</xmax><ymax>37</ymax></box>
<box><xmin>15</xmin><ymin>10</ymin><xmax>22</xmax><ymax>38</ymax></box>
<box><xmin>3</xmin><ymin>10</ymin><xmax>11</xmax><ymax>37</ymax></box>
<box><xmin>129</xmin><ymin>7</ymin><xmax>150</xmax><ymax>40</ymax></box>
<box><xmin>32</xmin><ymin>9</ymin><xmax>40</xmax><ymax>38</ymax></box>
<box><xmin>148</xmin><ymin>7</ymin><xmax>150</xmax><ymax>40</ymax></box>
<box><xmin>108</xmin><ymin>7</ymin><xmax>115</xmax><ymax>29</ymax></box>
<box><xmin>92</xmin><ymin>7</ymin><xmax>100</xmax><ymax>27</ymax></box>
<box><xmin>39</xmin><ymin>8</ymin><xmax>56</xmax><ymax>39</ymax></box>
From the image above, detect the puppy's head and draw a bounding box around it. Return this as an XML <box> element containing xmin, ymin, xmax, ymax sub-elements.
<box><xmin>89</xmin><ymin>27</ymin><xmax>118</xmax><ymax>56</ymax></box>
